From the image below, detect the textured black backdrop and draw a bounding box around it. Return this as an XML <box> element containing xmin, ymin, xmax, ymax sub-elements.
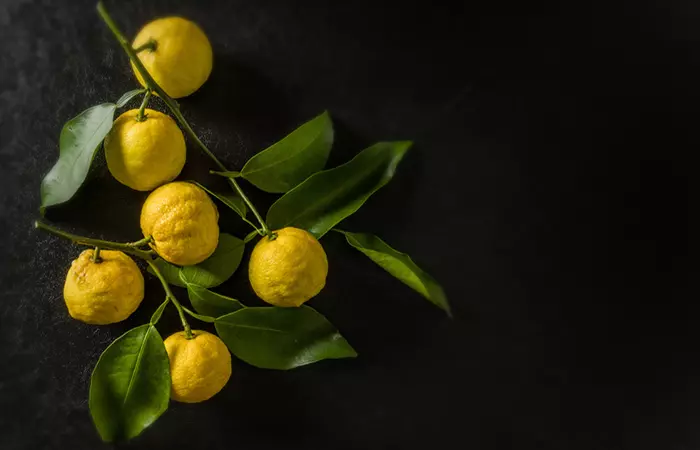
<box><xmin>0</xmin><ymin>0</ymin><xmax>690</xmax><ymax>449</ymax></box>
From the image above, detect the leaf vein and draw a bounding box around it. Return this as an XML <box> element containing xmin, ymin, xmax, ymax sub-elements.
<box><xmin>121</xmin><ymin>326</ymin><xmax>151</xmax><ymax>409</ymax></box>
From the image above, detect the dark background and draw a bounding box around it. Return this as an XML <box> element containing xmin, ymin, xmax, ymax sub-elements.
<box><xmin>0</xmin><ymin>0</ymin><xmax>690</xmax><ymax>449</ymax></box>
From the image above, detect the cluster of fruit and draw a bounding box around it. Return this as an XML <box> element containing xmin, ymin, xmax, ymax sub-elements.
<box><xmin>36</xmin><ymin>2</ymin><xmax>448</xmax><ymax>442</ymax></box>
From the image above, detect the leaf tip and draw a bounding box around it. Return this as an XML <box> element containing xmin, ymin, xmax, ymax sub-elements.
<box><xmin>443</xmin><ymin>303</ymin><xmax>454</xmax><ymax>319</ymax></box>
<box><xmin>397</xmin><ymin>140</ymin><xmax>413</xmax><ymax>152</ymax></box>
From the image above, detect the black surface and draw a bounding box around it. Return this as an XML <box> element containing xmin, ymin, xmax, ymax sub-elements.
<box><xmin>0</xmin><ymin>0</ymin><xmax>690</xmax><ymax>449</ymax></box>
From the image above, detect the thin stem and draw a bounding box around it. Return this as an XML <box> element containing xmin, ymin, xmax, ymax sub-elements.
<box><xmin>136</xmin><ymin>89</ymin><xmax>151</xmax><ymax>121</ymax></box>
<box><xmin>244</xmin><ymin>230</ymin><xmax>261</xmax><ymax>243</ymax></box>
<box><xmin>164</xmin><ymin>103</ymin><xmax>270</xmax><ymax>234</ymax></box>
<box><xmin>92</xmin><ymin>247</ymin><xmax>102</xmax><ymax>263</ymax></box>
<box><xmin>227</xmin><ymin>179</ymin><xmax>270</xmax><ymax>235</ymax></box>
<box><xmin>35</xmin><ymin>221</ymin><xmax>152</xmax><ymax>260</ymax></box>
<box><xmin>241</xmin><ymin>216</ymin><xmax>264</xmax><ymax>235</ymax></box>
<box><xmin>96</xmin><ymin>1</ymin><xmax>271</xmax><ymax>236</ymax></box>
<box><xmin>146</xmin><ymin>259</ymin><xmax>193</xmax><ymax>339</ymax></box>
<box><xmin>133</xmin><ymin>39</ymin><xmax>156</xmax><ymax>54</ymax></box>
<box><xmin>210</xmin><ymin>170</ymin><xmax>240</xmax><ymax>177</ymax></box>
<box><xmin>182</xmin><ymin>306</ymin><xmax>214</xmax><ymax>322</ymax></box>
<box><xmin>163</xmin><ymin>102</ymin><xmax>227</xmax><ymax>171</ymax></box>
<box><xmin>127</xmin><ymin>236</ymin><xmax>153</xmax><ymax>248</ymax></box>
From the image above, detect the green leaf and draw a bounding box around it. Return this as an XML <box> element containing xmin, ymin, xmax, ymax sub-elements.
<box><xmin>147</xmin><ymin>258</ymin><xmax>185</xmax><ymax>288</ymax></box>
<box><xmin>115</xmin><ymin>89</ymin><xmax>146</xmax><ymax>108</ymax></box>
<box><xmin>40</xmin><ymin>103</ymin><xmax>117</xmax><ymax>208</ymax></box>
<box><xmin>187</xmin><ymin>284</ymin><xmax>245</xmax><ymax>318</ymax></box>
<box><xmin>267</xmin><ymin>141</ymin><xmax>411</xmax><ymax>238</ymax></box>
<box><xmin>150</xmin><ymin>298</ymin><xmax>170</xmax><ymax>324</ymax></box>
<box><xmin>338</xmin><ymin>230</ymin><xmax>451</xmax><ymax>316</ymax></box>
<box><xmin>89</xmin><ymin>325</ymin><xmax>170</xmax><ymax>442</ymax></box>
<box><xmin>179</xmin><ymin>233</ymin><xmax>245</xmax><ymax>288</ymax></box>
<box><xmin>183</xmin><ymin>306</ymin><xmax>216</xmax><ymax>323</ymax></box>
<box><xmin>193</xmin><ymin>181</ymin><xmax>247</xmax><ymax>219</ymax></box>
<box><xmin>215</xmin><ymin>306</ymin><xmax>357</xmax><ymax>370</ymax></box>
<box><xmin>241</xmin><ymin>111</ymin><xmax>334</xmax><ymax>193</ymax></box>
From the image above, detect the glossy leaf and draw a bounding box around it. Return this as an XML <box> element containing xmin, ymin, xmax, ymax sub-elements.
<box><xmin>267</xmin><ymin>141</ymin><xmax>411</xmax><ymax>238</ymax></box>
<box><xmin>339</xmin><ymin>230</ymin><xmax>451</xmax><ymax>315</ymax></box>
<box><xmin>179</xmin><ymin>233</ymin><xmax>245</xmax><ymax>288</ymax></box>
<box><xmin>147</xmin><ymin>258</ymin><xmax>184</xmax><ymax>287</ymax></box>
<box><xmin>187</xmin><ymin>284</ymin><xmax>245</xmax><ymax>318</ymax></box>
<box><xmin>193</xmin><ymin>181</ymin><xmax>247</xmax><ymax>219</ymax></box>
<box><xmin>150</xmin><ymin>298</ymin><xmax>170</xmax><ymax>324</ymax></box>
<box><xmin>40</xmin><ymin>103</ymin><xmax>117</xmax><ymax>208</ymax></box>
<box><xmin>89</xmin><ymin>325</ymin><xmax>170</xmax><ymax>442</ymax></box>
<box><xmin>215</xmin><ymin>306</ymin><xmax>357</xmax><ymax>370</ymax></box>
<box><xmin>116</xmin><ymin>89</ymin><xmax>146</xmax><ymax>108</ymax></box>
<box><xmin>241</xmin><ymin>111</ymin><xmax>334</xmax><ymax>193</ymax></box>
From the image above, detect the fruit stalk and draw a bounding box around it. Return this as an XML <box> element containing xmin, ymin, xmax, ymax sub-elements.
<box><xmin>96</xmin><ymin>1</ymin><xmax>271</xmax><ymax>236</ymax></box>
<box><xmin>135</xmin><ymin>89</ymin><xmax>151</xmax><ymax>122</ymax></box>
<box><xmin>146</xmin><ymin>259</ymin><xmax>193</xmax><ymax>339</ymax></box>
<box><xmin>35</xmin><ymin>221</ymin><xmax>153</xmax><ymax>260</ymax></box>
<box><xmin>133</xmin><ymin>38</ymin><xmax>156</xmax><ymax>54</ymax></box>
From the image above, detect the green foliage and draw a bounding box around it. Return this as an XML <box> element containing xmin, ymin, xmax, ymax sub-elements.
<box><xmin>89</xmin><ymin>325</ymin><xmax>170</xmax><ymax>442</ymax></box>
<box><xmin>147</xmin><ymin>258</ymin><xmax>184</xmax><ymax>287</ymax></box>
<box><xmin>150</xmin><ymin>298</ymin><xmax>170</xmax><ymax>324</ymax></box>
<box><xmin>338</xmin><ymin>230</ymin><xmax>451</xmax><ymax>315</ymax></box>
<box><xmin>115</xmin><ymin>88</ymin><xmax>146</xmax><ymax>107</ymax></box>
<box><xmin>187</xmin><ymin>284</ymin><xmax>245</xmax><ymax>317</ymax></box>
<box><xmin>148</xmin><ymin>234</ymin><xmax>244</xmax><ymax>288</ymax></box>
<box><xmin>178</xmin><ymin>233</ymin><xmax>245</xmax><ymax>288</ymax></box>
<box><xmin>40</xmin><ymin>104</ymin><xmax>117</xmax><ymax>208</ymax></box>
<box><xmin>215</xmin><ymin>306</ymin><xmax>357</xmax><ymax>370</ymax></box>
<box><xmin>240</xmin><ymin>112</ymin><xmax>333</xmax><ymax>193</ymax></box>
<box><xmin>267</xmin><ymin>141</ymin><xmax>411</xmax><ymax>238</ymax></box>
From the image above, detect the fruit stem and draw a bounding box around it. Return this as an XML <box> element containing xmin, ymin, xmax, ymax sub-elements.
<box><xmin>92</xmin><ymin>246</ymin><xmax>102</xmax><ymax>263</ymax></box>
<box><xmin>133</xmin><ymin>39</ymin><xmax>157</xmax><ymax>54</ymax></box>
<box><xmin>96</xmin><ymin>1</ymin><xmax>271</xmax><ymax>237</ymax></box>
<box><xmin>135</xmin><ymin>89</ymin><xmax>151</xmax><ymax>121</ymax></box>
<box><xmin>146</xmin><ymin>259</ymin><xmax>193</xmax><ymax>339</ymax></box>
<box><xmin>128</xmin><ymin>235</ymin><xmax>153</xmax><ymax>248</ymax></box>
<box><xmin>35</xmin><ymin>221</ymin><xmax>153</xmax><ymax>260</ymax></box>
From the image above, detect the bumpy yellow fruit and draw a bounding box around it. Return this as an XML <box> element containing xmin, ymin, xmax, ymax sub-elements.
<box><xmin>140</xmin><ymin>182</ymin><xmax>219</xmax><ymax>266</ymax></box>
<box><xmin>131</xmin><ymin>17</ymin><xmax>213</xmax><ymax>99</ymax></box>
<box><xmin>104</xmin><ymin>108</ymin><xmax>186</xmax><ymax>191</ymax></box>
<box><xmin>164</xmin><ymin>330</ymin><xmax>231</xmax><ymax>403</ymax></box>
<box><xmin>249</xmin><ymin>227</ymin><xmax>328</xmax><ymax>307</ymax></box>
<box><xmin>63</xmin><ymin>249</ymin><xmax>144</xmax><ymax>324</ymax></box>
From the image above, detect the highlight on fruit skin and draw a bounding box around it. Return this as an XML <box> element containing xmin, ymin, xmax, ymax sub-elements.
<box><xmin>104</xmin><ymin>108</ymin><xmax>186</xmax><ymax>191</ymax></box>
<box><xmin>140</xmin><ymin>181</ymin><xmax>220</xmax><ymax>266</ymax></box>
<box><xmin>164</xmin><ymin>330</ymin><xmax>232</xmax><ymax>403</ymax></box>
<box><xmin>63</xmin><ymin>249</ymin><xmax>144</xmax><ymax>325</ymax></box>
<box><xmin>131</xmin><ymin>16</ymin><xmax>213</xmax><ymax>98</ymax></box>
<box><xmin>248</xmin><ymin>227</ymin><xmax>328</xmax><ymax>307</ymax></box>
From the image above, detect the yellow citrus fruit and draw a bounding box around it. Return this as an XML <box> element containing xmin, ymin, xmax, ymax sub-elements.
<box><xmin>104</xmin><ymin>108</ymin><xmax>186</xmax><ymax>191</ymax></box>
<box><xmin>140</xmin><ymin>181</ymin><xmax>219</xmax><ymax>266</ymax></box>
<box><xmin>249</xmin><ymin>227</ymin><xmax>328</xmax><ymax>307</ymax></box>
<box><xmin>131</xmin><ymin>17</ymin><xmax>213</xmax><ymax>99</ymax></box>
<box><xmin>63</xmin><ymin>249</ymin><xmax>144</xmax><ymax>325</ymax></box>
<box><xmin>164</xmin><ymin>330</ymin><xmax>231</xmax><ymax>403</ymax></box>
